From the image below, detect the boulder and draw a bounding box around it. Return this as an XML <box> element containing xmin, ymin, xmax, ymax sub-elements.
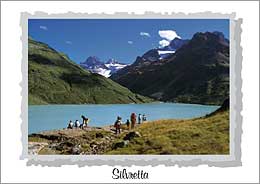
<box><xmin>71</xmin><ymin>145</ymin><xmax>82</xmax><ymax>155</ymax></box>
<box><xmin>123</xmin><ymin>131</ymin><xmax>141</xmax><ymax>141</ymax></box>
<box><xmin>56</xmin><ymin>141</ymin><xmax>74</xmax><ymax>151</ymax></box>
<box><xmin>112</xmin><ymin>140</ymin><xmax>129</xmax><ymax>149</ymax></box>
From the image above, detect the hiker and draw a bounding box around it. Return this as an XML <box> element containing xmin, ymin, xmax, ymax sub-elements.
<box><xmin>126</xmin><ymin>119</ymin><xmax>130</xmax><ymax>130</ymax></box>
<box><xmin>138</xmin><ymin>114</ymin><xmax>142</xmax><ymax>124</ymax></box>
<box><xmin>74</xmin><ymin>120</ymin><xmax>80</xmax><ymax>128</ymax></box>
<box><xmin>80</xmin><ymin>118</ymin><xmax>89</xmax><ymax>129</ymax></box>
<box><xmin>81</xmin><ymin>115</ymin><xmax>89</xmax><ymax>128</ymax></box>
<box><xmin>81</xmin><ymin>118</ymin><xmax>89</xmax><ymax>129</ymax></box>
<box><xmin>142</xmin><ymin>114</ymin><xmax>147</xmax><ymax>122</ymax></box>
<box><xmin>130</xmin><ymin>113</ymin><xmax>136</xmax><ymax>129</ymax></box>
<box><xmin>79</xmin><ymin>121</ymin><xmax>85</xmax><ymax>129</ymax></box>
<box><xmin>114</xmin><ymin>116</ymin><xmax>122</xmax><ymax>134</ymax></box>
<box><xmin>67</xmin><ymin>120</ymin><xmax>73</xmax><ymax>129</ymax></box>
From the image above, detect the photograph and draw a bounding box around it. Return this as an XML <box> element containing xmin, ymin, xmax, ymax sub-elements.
<box><xmin>28</xmin><ymin>19</ymin><xmax>230</xmax><ymax>155</ymax></box>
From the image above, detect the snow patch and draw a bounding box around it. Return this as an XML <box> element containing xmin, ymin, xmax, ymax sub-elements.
<box><xmin>158</xmin><ymin>50</ymin><xmax>175</xmax><ymax>55</ymax></box>
<box><xmin>80</xmin><ymin>58</ymin><xmax>128</xmax><ymax>77</ymax></box>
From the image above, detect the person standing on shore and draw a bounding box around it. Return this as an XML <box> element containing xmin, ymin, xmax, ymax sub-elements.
<box><xmin>142</xmin><ymin>114</ymin><xmax>147</xmax><ymax>122</ymax></box>
<box><xmin>130</xmin><ymin>113</ymin><xmax>136</xmax><ymax>129</ymax></box>
<box><xmin>126</xmin><ymin>119</ymin><xmax>130</xmax><ymax>130</ymax></box>
<box><xmin>138</xmin><ymin>114</ymin><xmax>142</xmax><ymax>124</ymax></box>
<box><xmin>114</xmin><ymin>116</ymin><xmax>122</xmax><ymax>134</ymax></box>
<box><xmin>74</xmin><ymin>120</ymin><xmax>80</xmax><ymax>128</ymax></box>
<box><xmin>67</xmin><ymin>120</ymin><xmax>73</xmax><ymax>129</ymax></box>
<box><xmin>81</xmin><ymin>115</ymin><xmax>89</xmax><ymax>128</ymax></box>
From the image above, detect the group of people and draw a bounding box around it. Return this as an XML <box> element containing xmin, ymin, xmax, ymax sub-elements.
<box><xmin>114</xmin><ymin>113</ymin><xmax>147</xmax><ymax>134</ymax></box>
<box><xmin>67</xmin><ymin>113</ymin><xmax>147</xmax><ymax>134</ymax></box>
<box><xmin>67</xmin><ymin>115</ymin><xmax>90</xmax><ymax>129</ymax></box>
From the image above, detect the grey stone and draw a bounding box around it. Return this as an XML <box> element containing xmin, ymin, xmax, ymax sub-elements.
<box><xmin>123</xmin><ymin>131</ymin><xmax>141</xmax><ymax>141</ymax></box>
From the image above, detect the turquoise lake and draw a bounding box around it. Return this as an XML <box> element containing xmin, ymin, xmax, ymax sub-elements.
<box><xmin>28</xmin><ymin>103</ymin><xmax>219</xmax><ymax>134</ymax></box>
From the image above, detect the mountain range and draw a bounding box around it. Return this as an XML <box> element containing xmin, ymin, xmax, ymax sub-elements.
<box><xmin>110</xmin><ymin>31</ymin><xmax>229</xmax><ymax>105</ymax></box>
<box><xmin>80</xmin><ymin>57</ymin><xmax>128</xmax><ymax>78</ymax></box>
<box><xmin>28</xmin><ymin>31</ymin><xmax>229</xmax><ymax>105</ymax></box>
<box><xmin>142</xmin><ymin>37</ymin><xmax>189</xmax><ymax>61</ymax></box>
<box><xmin>79</xmin><ymin>38</ymin><xmax>188</xmax><ymax>77</ymax></box>
<box><xmin>28</xmin><ymin>38</ymin><xmax>152</xmax><ymax>105</ymax></box>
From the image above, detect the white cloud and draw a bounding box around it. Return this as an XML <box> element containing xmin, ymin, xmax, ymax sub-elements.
<box><xmin>127</xmin><ymin>41</ymin><xmax>133</xmax><ymax>44</ymax></box>
<box><xmin>39</xmin><ymin>25</ymin><xmax>48</xmax><ymax>31</ymax></box>
<box><xmin>65</xmin><ymin>41</ymin><xmax>72</xmax><ymax>44</ymax></box>
<box><xmin>158</xmin><ymin>30</ymin><xmax>181</xmax><ymax>41</ymax></box>
<box><xmin>140</xmin><ymin>32</ymin><xmax>151</xmax><ymax>37</ymax></box>
<box><xmin>159</xmin><ymin>39</ymin><xmax>170</xmax><ymax>48</ymax></box>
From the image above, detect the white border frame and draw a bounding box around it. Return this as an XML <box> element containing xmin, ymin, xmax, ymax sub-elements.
<box><xmin>20</xmin><ymin>12</ymin><xmax>242</xmax><ymax>167</ymax></box>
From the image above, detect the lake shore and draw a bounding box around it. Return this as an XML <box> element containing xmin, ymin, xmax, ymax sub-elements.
<box><xmin>28</xmin><ymin>109</ymin><xmax>229</xmax><ymax>155</ymax></box>
<box><xmin>28</xmin><ymin>102</ymin><xmax>219</xmax><ymax>134</ymax></box>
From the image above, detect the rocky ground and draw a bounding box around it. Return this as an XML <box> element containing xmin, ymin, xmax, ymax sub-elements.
<box><xmin>28</xmin><ymin>124</ymin><xmax>141</xmax><ymax>155</ymax></box>
<box><xmin>28</xmin><ymin>142</ymin><xmax>48</xmax><ymax>155</ymax></box>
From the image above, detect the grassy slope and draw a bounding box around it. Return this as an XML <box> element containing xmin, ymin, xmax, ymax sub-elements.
<box><xmin>107</xmin><ymin>110</ymin><xmax>229</xmax><ymax>154</ymax></box>
<box><xmin>28</xmin><ymin>38</ymin><xmax>152</xmax><ymax>105</ymax></box>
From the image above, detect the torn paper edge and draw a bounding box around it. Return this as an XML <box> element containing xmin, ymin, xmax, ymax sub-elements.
<box><xmin>20</xmin><ymin>11</ymin><xmax>243</xmax><ymax>167</ymax></box>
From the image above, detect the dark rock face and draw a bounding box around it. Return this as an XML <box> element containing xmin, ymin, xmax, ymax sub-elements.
<box><xmin>162</xmin><ymin>37</ymin><xmax>189</xmax><ymax>51</ymax></box>
<box><xmin>219</xmin><ymin>98</ymin><xmax>230</xmax><ymax>111</ymax></box>
<box><xmin>208</xmin><ymin>98</ymin><xmax>229</xmax><ymax>116</ymax></box>
<box><xmin>142</xmin><ymin>49</ymin><xmax>161</xmax><ymax>62</ymax></box>
<box><xmin>214</xmin><ymin>98</ymin><xmax>230</xmax><ymax>113</ymax></box>
<box><xmin>111</xmin><ymin>31</ymin><xmax>229</xmax><ymax>105</ymax></box>
<box><xmin>81</xmin><ymin>56</ymin><xmax>104</xmax><ymax>67</ymax></box>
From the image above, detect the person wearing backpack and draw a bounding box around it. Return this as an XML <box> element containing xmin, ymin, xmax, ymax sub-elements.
<box><xmin>81</xmin><ymin>115</ymin><xmax>90</xmax><ymax>128</ymax></box>
<box><xmin>114</xmin><ymin>116</ymin><xmax>122</xmax><ymax>134</ymax></box>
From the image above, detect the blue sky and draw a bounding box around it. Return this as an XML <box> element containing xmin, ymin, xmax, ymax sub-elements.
<box><xmin>28</xmin><ymin>19</ymin><xmax>229</xmax><ymax>64</ymax></box>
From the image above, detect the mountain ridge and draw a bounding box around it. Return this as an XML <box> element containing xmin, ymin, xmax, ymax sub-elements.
<box><xmin>110</xmin><ymin>31</ymin><xmax>229</xmax><ymax>105</ymax></box>
<box><xmin>80</xmin><ymin>57</ymin><xmax>128</xmax><ymax>78</ymax></box>
<box><xmin>28</xmin><ymin>38</ymin><xmax>152</xmax><ymax>105</ymax></box>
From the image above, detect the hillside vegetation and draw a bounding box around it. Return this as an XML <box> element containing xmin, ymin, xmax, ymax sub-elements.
<box><xmin>28</xmin><ymin>38</ymin><xmax>152</xmax><ymax>105</ymax></box>
<box><xmin>107</xmin><ymin>110</ymin><xmax>229</xmax><ymax>154</ymax></box>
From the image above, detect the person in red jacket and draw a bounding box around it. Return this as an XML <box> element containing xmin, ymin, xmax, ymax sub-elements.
<box><xmin>130</xmin><ymin>113</ymin><xmax>136</xmax><ymax>129</ymax></box>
